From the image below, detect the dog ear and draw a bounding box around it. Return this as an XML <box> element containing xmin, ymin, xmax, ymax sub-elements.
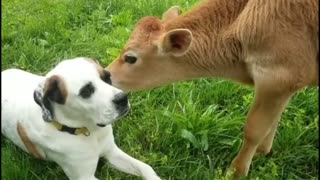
<box><xmin>33</xmin><ymin>75</ymin><xmax>67</xmax><ymax>122</ymax></box>
<box><xmin>87</xmin><ymin>58</ymin><xmax>112</xmax><ymax>85</ymax></box>
<box><xmin>100</xmin><ymin>70</ymin><xmax>112</xmax><ymax>85</ymax></box>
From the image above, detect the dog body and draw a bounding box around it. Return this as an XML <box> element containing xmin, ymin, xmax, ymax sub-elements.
<box><xmin>1</xmin><ymin>58</ymin><xmax>160</xmax><ymax>180</ymax></box>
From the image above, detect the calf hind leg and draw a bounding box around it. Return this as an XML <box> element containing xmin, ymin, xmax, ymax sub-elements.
<box><xmin>255</xmin><ymin>120</ymin><xmax>279</xmax><ymax>156</ymax></box>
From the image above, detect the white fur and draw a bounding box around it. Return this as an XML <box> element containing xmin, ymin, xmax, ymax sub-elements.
<box><xmin>1</xmin><ymin>57</ymin><xmax>161</xmax><ymax>180</ymax></box>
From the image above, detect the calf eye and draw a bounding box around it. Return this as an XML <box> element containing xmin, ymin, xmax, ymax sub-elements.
<box><xmin>124</xmin><ymin>55</ymin><xmax>137</xmax><ymax>64</ymax></box>
<box><xmin>79</xmin><ymin>82</ymin><xmax>95</xmax><ymax>98</ymax></box>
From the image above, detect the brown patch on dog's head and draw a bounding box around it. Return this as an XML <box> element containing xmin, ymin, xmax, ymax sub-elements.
<box><xmin>33</xmin><ymin>75</ymin><xmax>68</xmax><ymax>122</ymax></box>
<box><xmin>43</xmin><ymin>75</ymin><xmax>68</xmax><ymax>104</ymax></box>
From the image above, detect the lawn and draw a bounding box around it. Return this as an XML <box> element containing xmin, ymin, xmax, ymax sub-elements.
<box><xmin>1</xmin><ymin>0</ymin><xmax>319</xmax><ymax>179</ymax></box>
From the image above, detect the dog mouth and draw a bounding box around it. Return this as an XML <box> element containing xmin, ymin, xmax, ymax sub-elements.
<box><xmin>96</xmin><ymin>105</ymin><xmax>130</xmax><ymax>128</ymax></box>
<box><xmin>96</xmin><ymin>123</ymin><xmax>107</xmax><ymax>127</ymax></box>
<box><xmin>116</xmin><ymin>105</ymin><xmax>130</xmax><ymax>119</ymax></box>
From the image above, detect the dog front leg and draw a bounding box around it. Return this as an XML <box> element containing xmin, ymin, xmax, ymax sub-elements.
<box><xmin>104</xmin><ymin>145</ymin><xmax>161</xmax><ymax>180</ymax></box>
<box><xmin>56</xmin><ymin>158</ymin><xmax>99</xmax><ymax>180</ymax></box>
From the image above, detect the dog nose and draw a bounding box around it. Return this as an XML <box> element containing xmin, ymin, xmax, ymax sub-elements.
<box><xmin>112</xmin><ymin>93</ymin><xmax>128</xmax><ymax>107</ymax></box>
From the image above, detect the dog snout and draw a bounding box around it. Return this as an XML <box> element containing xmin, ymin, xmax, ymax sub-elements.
<box><xmin>112</xmin><ymin>93</ymin><xmax>128</xmax><ymax>108</ymax></box>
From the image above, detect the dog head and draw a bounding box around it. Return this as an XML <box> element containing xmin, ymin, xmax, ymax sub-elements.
<box><xmin>34</xmin><ymin>57</ymin><xmax>129</xmax><ymax>128</ymax></box>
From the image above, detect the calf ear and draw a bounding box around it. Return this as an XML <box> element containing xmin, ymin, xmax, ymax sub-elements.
<box><xmin>33</xmin><ymin>75</ymin><xmax>67</xmax><ymax>122</ymax></box>
<box><xmin>162</xmin><ymin>6</ymin><xmax>181</xmax><ymax>22</ymax></box>
<box><xmin>160</xmin><ymin>29</ymin><xmax>192</xmax><ymax>56</ymax></box>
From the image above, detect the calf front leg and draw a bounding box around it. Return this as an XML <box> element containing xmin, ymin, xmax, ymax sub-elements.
<box><xmin>104</xmin><ymin>144</ymin><xmax>161</xmax><ymax>180</ymax></box>
<box><xmin>230</xmin><ymin>87</ymin><xmax>293</xmax><ymax>178</ymax></box>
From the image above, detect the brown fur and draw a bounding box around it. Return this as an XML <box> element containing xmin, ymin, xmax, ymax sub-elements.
<box><xmin>17</xmin><ymin>122</ymin><xmax>44</xmax><ymax>159</ymax></box>
<box><xmin>107</xmin><ymin>0</ymin><xmax>318</xmax><ymax>177</ymax></box>
<box><xmin>43</xmin><ymin>75</ymin><xmax>68</xmax><ymax>104</ymax></box>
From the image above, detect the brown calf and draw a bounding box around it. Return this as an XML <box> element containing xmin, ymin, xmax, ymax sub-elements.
<box><xmin>107</xmin><ymin>0</ymin><xmax>319</xmax><ymax>178</ymax></box>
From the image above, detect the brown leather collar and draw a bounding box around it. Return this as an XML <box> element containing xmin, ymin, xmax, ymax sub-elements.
<box><xmin>50</xmin><ymin>121</ymin><xmax>90</xmax><ymax>136</ymax></box>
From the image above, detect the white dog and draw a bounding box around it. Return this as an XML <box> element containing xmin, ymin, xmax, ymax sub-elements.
<box><xmin>1</xmin><ymin>57</ymin><xmax>161</xmax><ymax>180</ymax></box>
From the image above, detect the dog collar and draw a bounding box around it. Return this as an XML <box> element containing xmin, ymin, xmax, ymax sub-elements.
<box><xmin>50</xmin><ymin>121</ymin><xmax>90</xmax><ymax>136</ymax></box>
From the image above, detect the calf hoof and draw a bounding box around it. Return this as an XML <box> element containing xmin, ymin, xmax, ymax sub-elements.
<box><xmin>228</xmin><ymin>160</ymin><xmax>249</xmax><ymax>180</ymax></box>
<box><xmin>265</xmin><ymin>150</ymin><xmax>273</xmax><ymax>158</ymax></box>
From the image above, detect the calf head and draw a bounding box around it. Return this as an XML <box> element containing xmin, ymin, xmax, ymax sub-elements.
<box><xmin>107</xmin><ymin>6</ymin><xmax>194</xmax><ymax>92</ymax></box>
<box><xmin>34</xmin><ymin>57</ymin><xmax>129</xmax><ymax>128</ymax></box>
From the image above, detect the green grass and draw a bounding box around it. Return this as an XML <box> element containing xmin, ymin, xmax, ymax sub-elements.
<box><xmin>1</xmin><ymin>0</ymin><xmax>318</xmax><ymax>179</ymax></box>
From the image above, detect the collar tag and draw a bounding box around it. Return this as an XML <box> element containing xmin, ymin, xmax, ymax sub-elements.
<box><xmin>75</xmin><ymin>128</ymin><xmax>90</xmax><ymax>136</ymax></box>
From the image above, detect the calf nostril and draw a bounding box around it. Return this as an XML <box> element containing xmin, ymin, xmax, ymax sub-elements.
<box><xmin>112</xmin><ymin>93</ymin><xmax>128</xmax><ymax>107</ymax></box>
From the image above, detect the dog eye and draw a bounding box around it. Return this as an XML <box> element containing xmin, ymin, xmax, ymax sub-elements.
<box><xmin>124</xmin><ymin>55</ymin><xmax>137</xmax><ymax>64</ymax></box>
<box><xmin>79</xmin><ymin>82</ymin><xmax>95</xmax><ymax>98</ymax></box>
